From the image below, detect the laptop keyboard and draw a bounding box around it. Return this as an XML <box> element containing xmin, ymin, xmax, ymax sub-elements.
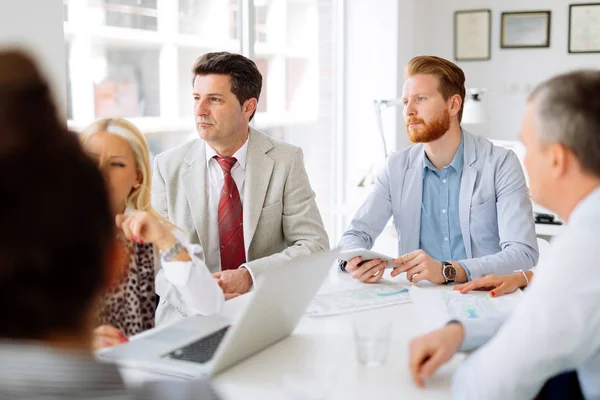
<box><xmin>164</xmin><ymin>326</ymin><xmax>230</xmax><ymax>364</ymax></box>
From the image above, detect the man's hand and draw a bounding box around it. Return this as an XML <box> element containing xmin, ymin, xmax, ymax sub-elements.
<box><xmin>224</xmin><ymin>293</ymin><xmax>241</xmax><ymax>301</ymax></box>
<box><xmin>454</xmin><ymin>273</ymin><xmax>525</xmax><ymax>297</ymax></box>
<box><xmin>409</xmin><ymin>323</ymin><xmax>464</xmax><ymax>387</ymax></box>
<box><xmin>390</xmin><ymin>250</ymin><xmax>445</xmax><ymax>284</ymax></box>
<box><xmin>212</xmin><ymin>268</ymin><xmax>252</xmax><ymax>294</ymax></box>
<box><xmin>345</xmin><ymin>256</ymin><xmax>388</xmax><ymax>283</ymax></box>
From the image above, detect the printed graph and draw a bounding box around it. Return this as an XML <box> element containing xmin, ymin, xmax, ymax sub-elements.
<box><xmin>306</xmin><ymin>283</ymin><xmax>411</xmax><ymax>317</ymax></box>
<box><xmin>441</xmin><ymin>291</ymin><xmax>499</xmax><ymax>319</ymax></box>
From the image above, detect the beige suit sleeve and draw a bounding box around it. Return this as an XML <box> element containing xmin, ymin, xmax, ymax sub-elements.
<box><xmin>151</xmin><ymin>155</ymin><xmax>168</xmax><ymax>218</ymax></box>
<box><xmin>244</xmin><ymin>148</ymin><xmax>329</xmax><ymax>277</ymax></box>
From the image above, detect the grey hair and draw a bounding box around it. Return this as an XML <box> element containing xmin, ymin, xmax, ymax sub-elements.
<box><xmin>528</xmin><ymin>70</ymin><xmax>600</xmax><ymax>177</ymax></box>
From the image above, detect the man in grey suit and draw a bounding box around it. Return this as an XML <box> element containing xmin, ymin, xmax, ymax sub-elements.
<box><xmin>340</xmin><ymin>56</ymin><xmax>538</xmax><ymax>285</ymax></box>
<box><xmin>152</xmin><ymin>52</ymin><xmax>329</xmax><ymax>323</ymax></box>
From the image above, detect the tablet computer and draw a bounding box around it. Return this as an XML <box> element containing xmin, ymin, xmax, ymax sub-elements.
<box><xmin>339</xmin><ymin>248</ymin><xmax>398</xmax><ymax>268</ymax></box>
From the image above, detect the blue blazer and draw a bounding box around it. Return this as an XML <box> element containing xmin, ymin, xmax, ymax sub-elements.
<box><xmin>340</xmin><ymin>130</ymin><xmax>539</xmax><ymax>279</ymax></box>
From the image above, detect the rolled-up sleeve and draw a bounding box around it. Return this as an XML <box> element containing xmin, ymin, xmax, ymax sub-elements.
<box><xmin>157</xmin><ymin>229</ymin><xmax>224</xmax><ymax>316</ymax></box>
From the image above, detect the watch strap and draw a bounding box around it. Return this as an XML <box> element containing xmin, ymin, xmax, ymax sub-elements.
<box><xmin>162</xmin><ymin>240</ymin><xmax>185</xmax><ymax>262</ymax></box>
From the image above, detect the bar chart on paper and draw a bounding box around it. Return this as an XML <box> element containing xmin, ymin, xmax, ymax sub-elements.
<box><xmin>306</xmin><ymin>282</ymin><xmax>411</xmax><ymax>317</ymax></box>
<box><xmin>409</xmin><ymin>286</ymin><xmax>524</xmax><ymax>332</ymax></box>
<box><xmin>441</xmin><ymin>291</ymin><xmax>498</xmax><ymax>319</ymax></box>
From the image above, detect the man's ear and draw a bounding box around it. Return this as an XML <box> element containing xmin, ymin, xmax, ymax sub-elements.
<box><xmin>242</xmin><ymin>98</ymin><xmax>258</xmax><ymax>120</ymax></box>
<box><xmin>448</xmin><ymin>94</ymin><xmax>462</xmax><ymax>117</ymax></box>
<box><xmin>550</xmin><ymin>143</ymin><xmax>569</xmax><ymax>179</ymax></box>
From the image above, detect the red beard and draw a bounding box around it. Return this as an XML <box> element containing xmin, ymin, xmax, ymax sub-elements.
<box><xmin>406</xmin><ymin>108</ymin><xmax>450</xmax><ymax>143</ymax></box>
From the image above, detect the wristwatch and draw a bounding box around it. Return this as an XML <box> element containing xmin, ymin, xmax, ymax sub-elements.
<box><xmin>442</xmin><ymin>261</ymin><xmax>457</xmax><ymax>283</ymax></box>
<box><xmin>161</xmin><ymin>239</ymin><xmax>185</xmax><ymax>262</ymax></box>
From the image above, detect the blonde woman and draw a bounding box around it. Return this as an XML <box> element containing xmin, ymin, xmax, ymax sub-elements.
<box><xmin>80</xmin><ymin>118</ymin><xmax>224</xmax><ymax>349</ymax></box>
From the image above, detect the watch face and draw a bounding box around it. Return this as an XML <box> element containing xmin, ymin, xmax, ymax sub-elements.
<box><xmin>444</xmin><ymin>264</ymin><xmax>457</xmax><ymax>280</ymax></box>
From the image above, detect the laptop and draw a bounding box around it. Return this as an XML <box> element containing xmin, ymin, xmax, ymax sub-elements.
<box><xmin>97</xmin><ymin>249</ymin><xmax>339</xmax><ymax>379</ymax></box>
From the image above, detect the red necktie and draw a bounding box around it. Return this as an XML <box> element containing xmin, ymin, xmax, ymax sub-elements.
<box><xmin>215</xmin><ymin>156</ymin><xmax>246</xmax><ymax>270</ymax></box>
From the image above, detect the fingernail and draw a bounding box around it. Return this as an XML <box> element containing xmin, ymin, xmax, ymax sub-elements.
<box><xmin>490</xmin><ymin>291</ymin><xmax>496</xmax><ymax>297</ymax></box>
<box><xmin>104</xmin><ymin>340</ymin><xmax>112</xmax><ymax>346</ymax></box>
<box><xmin>140</xmin><ymin>240</ymin><xmax>144</xmax><ymax>244</ymax></box>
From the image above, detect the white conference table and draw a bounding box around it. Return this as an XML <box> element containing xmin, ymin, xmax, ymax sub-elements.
<box><xmin>120</xmin><ymin>269</ymin><xmax>465</xmax><ymax>399</ymax></box>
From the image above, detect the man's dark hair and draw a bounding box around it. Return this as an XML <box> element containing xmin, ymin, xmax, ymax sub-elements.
<box><xmin>191</xmin><ymin>51</ymin><xmax>262</xmax><ymax>121</ymax></box>
<box><xmin>0</xmin><ymin>51</ymin><xmax>114</xmax><ymax>339</ymax></box>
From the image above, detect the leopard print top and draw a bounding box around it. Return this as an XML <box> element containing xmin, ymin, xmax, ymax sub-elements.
<box><xmin>96</xmin><ymin>239</ymin><xmax>157</xmax><ymax>337</ymax></box>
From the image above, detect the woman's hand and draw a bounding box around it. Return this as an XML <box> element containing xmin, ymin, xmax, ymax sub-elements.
<box><xmin>453</xmin><ymin>272</ymin><xmax>526</xmax><ymax>297</ymax></box>
<box><xmin>92</xmin><ymin>325</ymin><xmax>128</xmax><ymax>351</ymax></box>
<box><xmin>116</xmin><ymin>211</ymin><xmax>172</xmax><ymax>247</ymax></box>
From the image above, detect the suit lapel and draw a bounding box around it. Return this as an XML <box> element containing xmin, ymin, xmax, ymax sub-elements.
<box><xmin>459</xmin><ymin>131</ymin><xmax>477</xmax><ymax>258</ymax></box>
<box><xmin>399</xmin><ymin>148</ymin><xmax>424</xmax><ymax>253</ymax></box>
<box><xmin>243</xmin><ymin>129</ymin><xmax>274</xmax><ymax>253</ymax></box>
<box><xmin>182</xmin><ymin>140</ymin><xmax>211</xmax><ymax>253</ymax></box>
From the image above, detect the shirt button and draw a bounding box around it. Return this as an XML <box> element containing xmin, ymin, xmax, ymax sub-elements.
<box><xmin>442</xmin><ymin>209</ymin><xmax>447</xmax><ymax>214</ymax></box>
<box><xmin>444</xmin><ymin>237</ymin><xmax>449</xmax><ymax>242</ymax></box>
<box><xmin>442</xmin><ymin>179</ymin><xmax>447</xmax><ymax>184</ymax></box>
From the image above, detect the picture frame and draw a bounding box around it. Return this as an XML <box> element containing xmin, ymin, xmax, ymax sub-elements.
<box><xmin>569</xmin><ymin>3</ymin><xmax>600</xmax><ymax>53</ymax></box>
<box><xmin>454</xmin><ymin>9</ymin><xmax>492</xmax><ymax>61</ymax></box>
<box><xmin>501</xmin><ymin>11</ymin><xmax>551</xmax><ymax>48</ymax></box>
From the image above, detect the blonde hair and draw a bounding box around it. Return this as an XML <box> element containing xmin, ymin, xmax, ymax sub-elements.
<box><xmin>80</xmin><ymin>118</ymin><xmax>170</xmax><ymax>225</ymax></box>
<box><xmin>406</xmin><ymin>56</ymin><xmax>466</xmax><ymax>122</ymax></box>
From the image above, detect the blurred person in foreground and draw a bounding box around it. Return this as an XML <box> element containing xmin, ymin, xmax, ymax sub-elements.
<box><xmin>0</xmin><ymin>50</ymin><xmax>220</xmax><ymax>399</ymax></box>
<box><xmin>409</xmin><ymin>70</ymin><xmax>600</xmax><ymax>399</ymax></box>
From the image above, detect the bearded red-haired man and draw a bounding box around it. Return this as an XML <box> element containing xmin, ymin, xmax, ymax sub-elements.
<box><xmin>339</xmin><ymin>56</ymin><xmax>538</xmax><ymax>286</ymax></box>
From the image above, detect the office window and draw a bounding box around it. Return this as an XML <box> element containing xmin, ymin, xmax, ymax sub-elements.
<box><xmin>64</xmin><ymin>0</ymin><xmax>339</xmax><ymax>238</ymax></box>
<box><xmin>102</xmin><ymin>0</ymin><xmax>158</xmax><ymax>31</ymax></box>
<box><xmin>179</xmin><ymin>0</ymin><xmax>238</xmax><ymax>40</ymax></box>
<box><xmin>94</xmin><ymin>47</ymin><xmax>161</xmax><ymax>118</ymax></box>
<box><xmin>252</xmin><ymin>0</ymin><xmax>334</xmax><ymax>234</ymax></box>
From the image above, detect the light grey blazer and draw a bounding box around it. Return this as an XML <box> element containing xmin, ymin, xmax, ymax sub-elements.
<box><xmin>152</xmin><ymin>128</ymin><xmax>329</xmax><ymax>323</ymax></box>
<box><xmin>340</xmin><ymin>130</ymin><xmax>538</xmax><ymax>279</ymax></box>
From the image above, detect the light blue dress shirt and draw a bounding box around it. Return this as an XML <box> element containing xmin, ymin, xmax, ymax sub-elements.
<box><xmin>419</xmin><ymin>135</ymin><xmax>471</xmax><ymax>279</ymax></box>
<box><xmin>452</xmin><ymin>187</ymin><xmax>600</xmax><ymax>399</ymax></box>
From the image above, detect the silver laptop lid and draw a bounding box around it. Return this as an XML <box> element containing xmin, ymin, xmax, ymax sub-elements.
<box><xmin>208</xmin><ymin>248</ymin><xmax>339</xmax><ymax>375</ymax></box>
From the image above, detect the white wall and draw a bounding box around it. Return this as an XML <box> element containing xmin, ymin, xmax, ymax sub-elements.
<box><xmin>343</xmin><ymin>0</ymin><xmax>400</xmax><ymax>195</ymax></box>
<box><xmin>337</xmin><ymin>0</ymin><xmax>423</xmax><ymax>242</ymax></box>
<box><xmin>414</xmin><ymin>0</ymin><xmax>600</xmax><ymax>141</ymax></box>
<box><xmin>0</xmin><ymin>0</ymin><xmax>66</xmax><ymax>115</ymax></box>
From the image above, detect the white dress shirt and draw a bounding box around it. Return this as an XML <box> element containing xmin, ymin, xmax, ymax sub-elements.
<box><xmin>159</xmin><ymin>229</ymin><xmax>224</xmax><ymax>316</ymax></box>
<box><xmin>452</xmin><ymin>187</ymin><xmax>600</xmax><ymax>399</ymax></box>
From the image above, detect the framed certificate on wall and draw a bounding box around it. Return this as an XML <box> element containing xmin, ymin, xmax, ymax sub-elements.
<box><xmin>501</xmin><ymin>11</ymin><xmax>551</xmax><ymax>48</ymax></box>
<box><xmin>569</xmin><ymin>3</ymin><xmax>600</xmax><ymax>53</ymax></box>
<box><xmin>454</xmin><ymin>9</ymin><xmax>492</xmax><ymax>61</ymax></box>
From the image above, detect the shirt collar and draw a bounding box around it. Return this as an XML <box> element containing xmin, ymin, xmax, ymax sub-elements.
<box><xmin>422</xmin><ymin>132</ymin><xmax>465</xmax><ymax>173</ymax></box>
<box><xmin>205</xmin><ymin>133</ymin><xmax>250</xmax><ymax>170</ymax></box>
